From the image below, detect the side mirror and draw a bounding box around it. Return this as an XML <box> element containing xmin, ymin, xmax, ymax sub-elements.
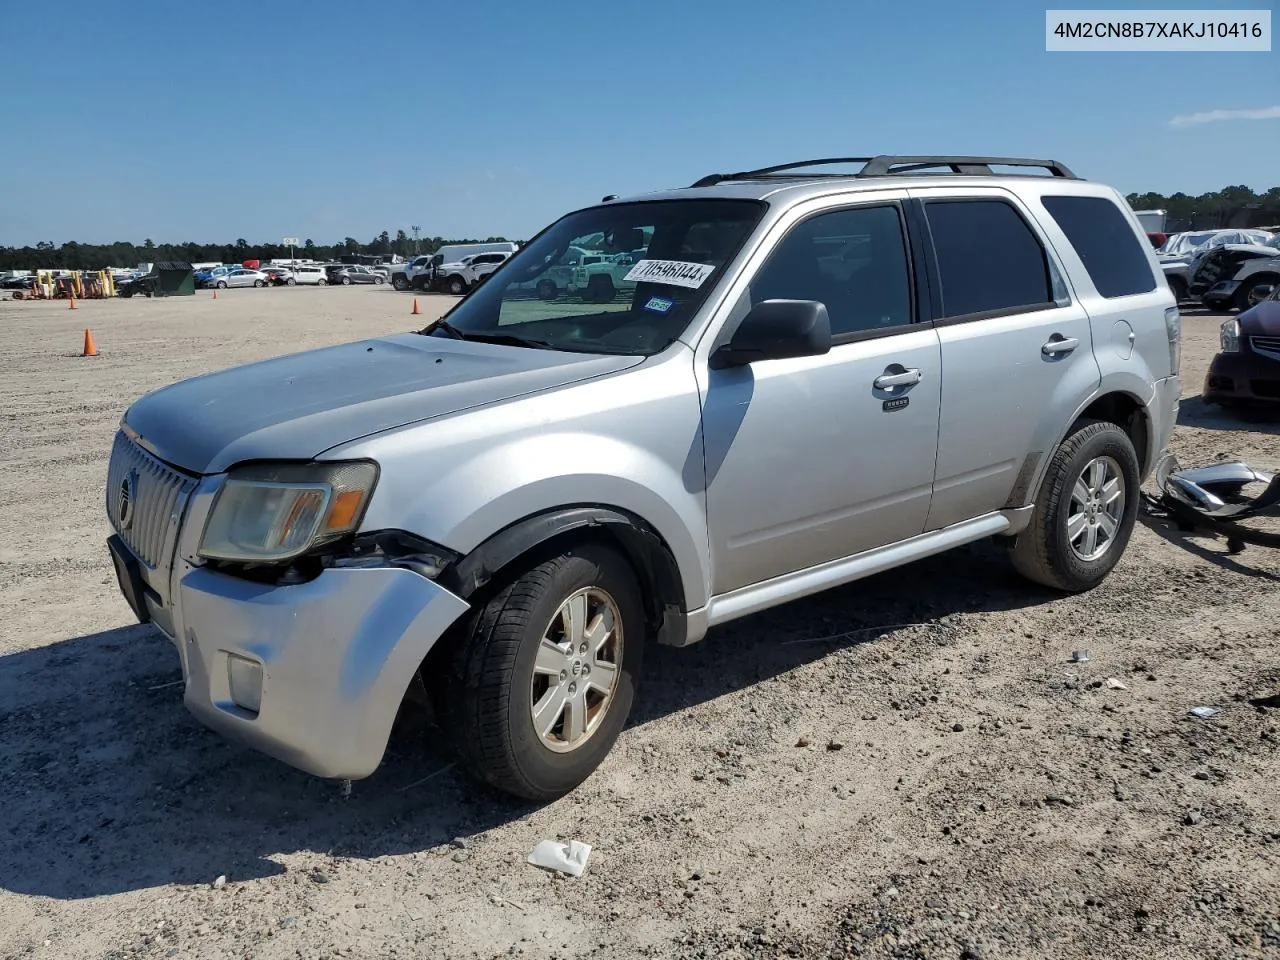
<box><xmin>1254</xmin><ymin>284</ymin><xmax>1275</xmax><ymax>301</ymax></box>
<box><xmin>710</xmin><ymin>299</ymin><xmax>832</xmax><ymax>369</ymax></box>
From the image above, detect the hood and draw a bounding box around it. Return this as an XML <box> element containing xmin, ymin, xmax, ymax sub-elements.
<box><xmin>1239</xmin><ymin>300</ymin><xmax>1280</xmax><ymax>337</ymax></box>
<box><xmin>124</xmin><ymin>333</ymin><xmax>643</xmax><ymax>475</ymax></box>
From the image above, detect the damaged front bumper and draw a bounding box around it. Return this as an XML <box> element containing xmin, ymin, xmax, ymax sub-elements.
<box><xmin>1152</xmin><ymin>453</ymin><xmax>1280</xmax><ymax>551</ymax></box>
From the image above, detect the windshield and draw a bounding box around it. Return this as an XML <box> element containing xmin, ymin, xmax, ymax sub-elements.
<box><xmin>421</xmin><ymin>199</ymin><xmax>766</xmax><ymax>355</ymax></box>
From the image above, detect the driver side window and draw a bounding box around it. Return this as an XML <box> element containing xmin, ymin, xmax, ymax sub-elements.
<box><xmin>748</xmin><ymin>204</ymin><xmax>914</xmax><ymax>337</ymax></box>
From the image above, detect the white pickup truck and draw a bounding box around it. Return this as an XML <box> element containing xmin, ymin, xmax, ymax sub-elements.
<box><xmin>436</xmin><ymin>251</ymin><xmax>512</xmax><ymax>295</ymax></box>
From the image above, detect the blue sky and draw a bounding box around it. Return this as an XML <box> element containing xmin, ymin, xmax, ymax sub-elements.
<box><xmin>0</xmin><ymin>0</ymin><xmax>1275</xmax><ymax>246</ymax></box>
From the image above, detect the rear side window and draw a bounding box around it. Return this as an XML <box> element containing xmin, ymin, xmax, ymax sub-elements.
<box><xmin>1040</xmin><ymin>195</ymin><xmax>1157</xmax><ymax>298</ymax></box>
<box><xmin>924</xmin><ymin>199</ymin><xmax>1053</xmax><ymax>319</ymax></box>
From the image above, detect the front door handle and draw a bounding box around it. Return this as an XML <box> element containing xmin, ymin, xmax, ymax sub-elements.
<box><xmin>1042</xmin><ymin>335</ymin><xmax>1080</xmax><ymax>356</ymax></box>
<box><xmin>874</xmin><ymin>367</ymin><xmax>922</xmax><ymax>390</ymax></box>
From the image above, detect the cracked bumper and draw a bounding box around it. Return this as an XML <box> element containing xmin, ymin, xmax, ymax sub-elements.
<box><xmin>174</xmin><ymin>565</ymin><xmax>471</xmax><ymax>780</ymax></box>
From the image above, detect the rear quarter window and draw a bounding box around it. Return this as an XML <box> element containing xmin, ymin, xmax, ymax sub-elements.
<box><xmin>1040</xmin><ymin>195</ymin><xmax>1157</xmax><ymax>298</ymax></box>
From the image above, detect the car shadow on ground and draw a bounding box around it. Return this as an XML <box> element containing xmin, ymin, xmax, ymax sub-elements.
<box><xmin>0</xmin><ymin>540</ymin><xmax>1050</xmax><ymax>901</ymax></box>
<box><xmin>1137</xmin><ymin>508</ymin><xmax>1280</xmax><ymax>582</ymax></box>
<box><xmin>1177</xmin><ymin>395</ymin><xmax>1280</xmax><ymax>437</ymax></box>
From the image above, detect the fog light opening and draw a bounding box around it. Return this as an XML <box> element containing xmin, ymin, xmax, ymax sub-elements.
<box><xmin>227</xmin><ymin>654</ymin><xmax>264</xmax><ymax>715</ymax></box>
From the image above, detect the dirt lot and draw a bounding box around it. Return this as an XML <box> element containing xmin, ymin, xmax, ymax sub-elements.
<box><xmin>2</xmin><ymin>287</ymin><xmax>1278</xmax><ymax>960</ymax></box>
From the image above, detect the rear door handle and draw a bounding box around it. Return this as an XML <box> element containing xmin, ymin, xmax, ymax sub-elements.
<box><xmin>1042</xmin><ymin>336</ymin><xmax>1080</xmax><ymax>356</ymax></box>
<box><xmin>874</xmin><ymin>368</ymin><xmax>922</xmax><ymax>389</ymax></box>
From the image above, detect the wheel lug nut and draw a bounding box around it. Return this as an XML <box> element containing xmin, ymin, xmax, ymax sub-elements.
<box><xmin>568</xmin><ymin>682</ymin><xmax>577</xmax><ymax>695</ymax></box>
<box><xmin>579</xmin><ymin>643</ymin><xmax>588</xmax><ymax>654</ymax></box>
<box><xmin>559</xmin><ymin>670</ymin><xmax>567</xmax><ymax>681</ymax></box>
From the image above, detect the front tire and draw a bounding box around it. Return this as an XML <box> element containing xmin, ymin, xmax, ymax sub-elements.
<box><xmin>1236</xmin><ymin>275</ymin><xmax>1276</xmax><ymax>311</ymax></box>
<box><xmin>447</xmin><ymin>275</ymin><xmax>466</xmax><ymax>296</ymax></box>
<box><xmin>438</xmin><ymin>543</ymin><xmax>644</xmax><ymax>800</ymax></box>
<box><xmin>1009</xmin><ymin>420</ymin><xmax>1140</xmax><ymax>592</ymax></box>
<box><xmin>253</xmin><ymin>279</ymin><xmax>265</xmax><ymax>287</ymax></box>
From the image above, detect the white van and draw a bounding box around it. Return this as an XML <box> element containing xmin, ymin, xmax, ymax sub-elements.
<box><xmin>291</xmin><ymin>265</ymin><xmax>329</xmax><ymax>285</ymax></box>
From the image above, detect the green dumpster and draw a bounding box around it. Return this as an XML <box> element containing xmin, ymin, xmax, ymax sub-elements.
<box><xmin>149</xmin><ymin>261</ymin><xmax>196</xmax><ymax>297</ymax></box>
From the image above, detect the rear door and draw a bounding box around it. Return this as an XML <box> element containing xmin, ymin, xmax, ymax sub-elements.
<box><xmin>907</xmin><ymin>187</ymin><xmax>1101</xmax><ymax>530</ymax></box>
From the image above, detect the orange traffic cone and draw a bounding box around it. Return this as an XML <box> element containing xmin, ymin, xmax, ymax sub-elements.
<box><xmin>411</xmin><ymin>297</ymin><xmax>421</xmax><ymax>316</ymax></box>
<box><xmin>212</xmin><ymin>289</ymin><xmax>219</xmax><ymax>300</ymax></box>
<box><xmin>69</xmin><ymin>292</ymin><xmax>78</xmax><ymax>310</ymax></box>
<box><xmin>82</xmin><ymin>328</ymin><xmax>98</xmax><ymax>357</ymax></box>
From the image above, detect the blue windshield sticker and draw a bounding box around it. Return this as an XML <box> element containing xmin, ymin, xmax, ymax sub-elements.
<box><xmin>644</xmin><ymin>296</ymin><xmax>675</xmax><ymax>314</ymax></box>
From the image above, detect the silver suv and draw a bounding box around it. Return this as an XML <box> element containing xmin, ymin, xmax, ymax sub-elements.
<box><xmin>105</xmin><ymin>156</ymin><xmax>1181</xmax><ymax>800</ymax></box>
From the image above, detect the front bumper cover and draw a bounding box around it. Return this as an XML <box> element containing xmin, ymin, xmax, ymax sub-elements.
<box><xmin>172</xmin><ymin>563</ymin><xmax>471</xmax><ymax>780</ymax></box>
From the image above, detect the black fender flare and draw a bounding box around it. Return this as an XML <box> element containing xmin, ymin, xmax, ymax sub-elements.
<box><xmin>439</xmin><ymin>506</ymin><xmax>688</xmax><ymax>646</ymax></box>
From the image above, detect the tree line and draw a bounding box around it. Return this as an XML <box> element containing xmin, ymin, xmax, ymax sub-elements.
<box><xmin>0</xmin><ymin>230</ymin><xmax>518</xmax><ymax>272</ymax></box>
<box><xmin>1125</xmin><ymin>184</ymin><xmax>1280</xmax><ymax>232</ymax></box>
<box><xmin>3</xmin><ymin>183</ymin><xmax>1280</xmax><ymax>271</ymax></box>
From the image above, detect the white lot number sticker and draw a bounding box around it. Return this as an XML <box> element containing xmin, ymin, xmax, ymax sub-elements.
<box><xmin>623</xmin><ymin>259</ymin><xmax>716</xmax><ymax>289</ymax></box>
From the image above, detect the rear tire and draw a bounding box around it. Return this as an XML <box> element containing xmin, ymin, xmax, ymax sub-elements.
<box><xmin>216</xmin><ymin>280</ymin><xmax>227</xmax><ymax>289</ymax></box>
<box><xmin>448</xmin><ymin>275</ymin><xmax>466</xmax><ymax>296</ymax></box>
<box><xmin>1168</xmin><ymin>276</ymin><xmax>1188</xmax><ymax>302</ymax></box>
<box><xmin>342</xmin><ymin>276</ymin><xmax>351</xmax><ymax>285</ymax></box>
<box><xmin>1009</xmin><ymin>420</ymin><xmax>1140</xmax><ymax>593</ymax></box>
<box><xmin>537</xmin><ymin>279</ymin><xmax>559</xmax><ymax>301</ymax></box>
<box><xmin>253</xmin><ymin>279</ymin><xmax>265</xmax><ymax>287</ymax></box>
<box><xmin>437</xmin><ymin>543</ymin><xmax>644</xmax><ymax>801</ymax></box>
<box><xmin>393</xmin><ymin>276</ymin><xmax>410</xmax><ymax>291</ymax></box>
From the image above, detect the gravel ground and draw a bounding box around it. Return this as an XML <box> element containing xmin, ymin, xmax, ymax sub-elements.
<box><xmin>1</xmin><ymin>289</ymin><xmax>1278</xmax><ymax>960</ymax></box>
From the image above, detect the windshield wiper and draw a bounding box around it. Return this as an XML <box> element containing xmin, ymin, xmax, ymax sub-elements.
<box><xmin>457</xmin><ymin>331</ymin><xmax>558</xmax><ymax>350</ymax></box>
<box><xmin>424</xmin><ymin>319</ymin><xmax>465</xmax><ymax>339</ymax></box>
<box><xmin>422</xmin><ymin>319</ymin><xmax>555</xmax><ymax>350</ymax></box>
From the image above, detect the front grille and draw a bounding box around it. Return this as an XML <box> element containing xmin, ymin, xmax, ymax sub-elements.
<box><xmin>1250</xmin><ymin>336</ymin><xmax>1280</xmax><ymax>361</ymax></box>
<box><xmin>106</xmin><ymin>431</ymin><xmax>198</xmax><ymax>569</ymax></box>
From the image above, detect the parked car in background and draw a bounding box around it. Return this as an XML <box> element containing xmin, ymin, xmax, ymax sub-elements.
<box><xmin>196</xmin><ymin>265</ymin><xmax>241</xmax><ymax>289</ymax></box>
<box><xmin>1159</xmin><ymin>229</ymin><xmax>1275</xmax><ymax>303</ymax></box>
<box><xmin>1</xmin><ymin>275</ymin><xmax>36</xmax><ymax>291</ymax></box>
<box><xmin>213</xmin><ymin>268</ymin><xmax>268</xmax><ymax>289</ymax></box>
<box><xmin>1192</xmin><ymin>240</ymin><xmax>1280</xmax><ymax>311</ymax></box>
<box><xmin>1204</xmin><ymin>282</ymin><xmax>1280</xmax><ymax>405</ymax></box>
<box><xmin>290</xmin><ymin>265</ymin><xmax>329</xmax><ymax>285</ymax></box>
<box><xmin>261</xmin><ymin>267</ymin><xmax>296</xmax><ymax>286</ymax></box>
<box><xmin>325</xmin><ymin>264</ymin><xmax>384</xmax><ymax>285</ymax></box>
<box><xmin>436</xmin><ymin>251</ymin><xmax>512</xmax><ymax>295</ymax></box>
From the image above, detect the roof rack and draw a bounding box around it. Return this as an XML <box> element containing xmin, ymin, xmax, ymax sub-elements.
<box><xmin>689</xmin><ymin>155</ymin><xmax>1079</xmax><ymax>188</ymax></box>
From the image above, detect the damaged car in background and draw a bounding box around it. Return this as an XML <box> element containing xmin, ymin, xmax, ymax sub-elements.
<box><xmin>1157</xmin><ymin>228</ymin><xmax>1274</xmax><ymax>303</ymax></box>
<box><xmin>1190</xmin><ymin>233</ymin><xmax>1280</xmax><ymax>311</ymax></box>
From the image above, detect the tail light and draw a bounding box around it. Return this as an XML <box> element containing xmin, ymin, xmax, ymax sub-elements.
<box><xmin>1164</xmin><ymin>306</ymin><xmax>1181</xmax><ymax>375</ymax></box>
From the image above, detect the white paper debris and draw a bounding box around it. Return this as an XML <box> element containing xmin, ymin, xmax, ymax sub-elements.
<box><xmin>1189</xmin><ymin>706</ymin><xmax>1221</xmax><ymax>719</ymax></box>
<box><xmin>1071</xmin><ymin>650</ymin><xmax>1091</xmax><ymax>663</ymax></box>
<box><xmin>528</xmin><ymin>839</ymin><xmax>592</xmax><ymax>877</ymax></box>
<box><xmin>1105</xmin><ymin>678</ymin><xmax>1128</xmax><ymax>690</ymax></box>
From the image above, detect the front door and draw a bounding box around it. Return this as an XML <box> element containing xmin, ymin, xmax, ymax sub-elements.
<box><xmin>699</xmin><ymin>200</ymin><xmax>942</xmax><ymax>595</ymax></box>
<box><xmin>906</xmin><ymin>188</ymin><xmax>1101</xmax><ymax>530</ymax></box>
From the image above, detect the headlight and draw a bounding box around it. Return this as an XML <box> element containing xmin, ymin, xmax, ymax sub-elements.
<box><xmin>199</xmin><ymin>461</ymin><xmax>378</xmax><ymax>563</ymax></box>
<box><xmin>1220</xmin><ymin>318</ymin><xmax>1240</xmax><ymax>353</ymax></box>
